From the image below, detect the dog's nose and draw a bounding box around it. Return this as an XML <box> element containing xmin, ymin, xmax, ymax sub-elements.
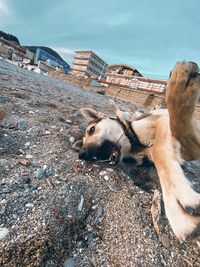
<box><xmin>79</xmin><ymin>149</ymin><xmax>87</xmax><ymax>160</ymax></box>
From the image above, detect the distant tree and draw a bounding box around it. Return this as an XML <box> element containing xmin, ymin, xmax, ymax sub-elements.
<box><xmin>0</xmin><ymin>30</ymin><xmax>20</xmax><ymax>45</ymax></box>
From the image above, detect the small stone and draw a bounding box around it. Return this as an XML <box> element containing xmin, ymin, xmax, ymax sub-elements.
<box><xmin>104</xmin><ymin>175</ymin><xmax>109</xmax><ymax>181</ymax></box>
<box><xmin>161</xmin><ymin>234</ymin><xmax>171</xmax><ymax>249</ymax></box>
<box><xmin>0</xmin><ymin>228</ymin><xmax>9</xmax><ymax>240</ymax></box>
<box><xmin>36</xmin><ymin>168</ymin><xmax>46</xmax><ymax>179</ymax></box>
<box><xmin>28</xmin><ymin>111</ymin><xmax>35</xmax><ymax>114</ymax></box>
<box><xmin>45</xmin><ymin>169</ymin><xmax>53</xmax><ymax>177</ymax></box>
<box><xmin>32</xmin><ymin>184</ymin><xmax>39</xmax><ymax>190</ymax></box>
<box><xmin>100</xmin><ymin>171</ymin><xmax>107</xmax><ymax>176</ymax></box>
<box><xmin>44</xmin><ymin>130</ymin><xmax>50</xmax><ymax>135</ymax></box>
<box><xmin>19</xmin><ymin>149</ymin><xmax>25</xmax><ymax>154</ymax></box>
<box><xmin>60</xmin><ymin>207</ymin><xmax>68</xmax><ymax>215</ymax></box>
<box><xmin>24</xmin><ymin>141</ymin><xmax>31</xmax><ymax>148</ymax></box>
<box><xmin>18</xmin><ymin>159</ymin><xmax>31</xmax><ymax>166</ymax></box>
<box><xmin>69</xmin><ymin>136</ymin><xmax>75</xmax><ymax>143</ymax></box>
<box><xmin>63</xmin><ymin>258</ymin><xmax>75</xmax><ymax>267</ymax></box>
<box><xmin>133</xmin><ymin>196</ymin><xmax>140</xmax><ymax>206</ymax></box>
<box><xmin>86</xmin><ymin>233</ymin><xmax>94</xmax><ymax>246</ymax></box>
<box><xmin>78</xmin><ymin>196</ymin><xmax>84</xmax><ymax>211</ymax></box>
<box><xmin>26</xmin><ymin>154</ymin><xmax>33</xmax><ymax>159</ymax></box>
<box><xmin>25</xmin><ymin>203</ymin><xmax>34</xmax><ymax>208</ymax></box>
<box><xmin>17</xmin><ymin>119</ymin><xmax>27</xmax><ymax>130</ymax></box>
<box><xmin>143</xmin><ymin>227</ymin><xmax>151</xmax><ymax>237</ymax></box>
<box><xmin>66</xmin><ymin>119</ymin><xmax>72</xmax><ymax>124</ymax></box>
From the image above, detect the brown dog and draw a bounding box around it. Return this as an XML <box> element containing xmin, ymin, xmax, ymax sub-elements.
<box><xmin>73</xmin><ymin>61</ymin><xmax>200</xmax><ymax>241</ymax></box>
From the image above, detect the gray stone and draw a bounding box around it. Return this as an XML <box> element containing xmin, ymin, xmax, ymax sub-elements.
<box><xmin>25</xmin><ymin>203</ymin><xmax>34</xmax><ymax>208</ymax></box>
<box><xmin>0</xmin><ymin>228</ymin><xmax>9</xmax><ymax>240</ymax></box>
<box><xmin>78</xmin><ymin>196</ymin><xmax>84</xmax><ymax>211</ymax></box>
<box><xmin>63</xmin><ymin>258</ymin><xmax>75</xmax><ymax>267</ymax></box>
<box><xmin>17</xmin><ymin>119</ymin><xmax>27</xmax><ymax>130</ymax></box>
<box><xmin>36</xmin><ymin>167</ymin><xmax>46</xmax><ymax>179</ymax></box>
<box><xmin>69</xmin><ymin>136</ymin><xmax>75</xmax><ymax>143</ymax></box>
<box><xmin>24</xmin><ymin>141</ymin><xmax>31</xmax><ymax>148</ymax></box>
<box><xmin>0</xmin><ymin>96</ymin><xmax>11</xmax><ymax>103</ymax></box>
<box><xmin>133</xmin><ymin>196</ymin><xmax>140</xmax><ymax>206</ymax></box>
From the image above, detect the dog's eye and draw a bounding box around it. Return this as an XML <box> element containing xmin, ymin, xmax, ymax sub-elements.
<box><xmin>88</xmin><ymin>126</ymin><xmax>95</xmax><ymax>135</ymax></box>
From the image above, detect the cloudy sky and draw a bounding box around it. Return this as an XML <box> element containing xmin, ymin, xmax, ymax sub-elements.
<box><xmin>1</xmin><ymin>0</ymin><xmax>200</xmax><ymax>78</ymax></box>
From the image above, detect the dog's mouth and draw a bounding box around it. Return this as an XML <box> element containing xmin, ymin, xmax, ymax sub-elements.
<box><xmin>79</xmin><ymin>140</ymin><xmax>121</xmax><ymax>165</ymax></box>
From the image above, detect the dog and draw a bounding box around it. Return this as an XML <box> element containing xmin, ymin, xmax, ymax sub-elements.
<box><xmin>72</xmin><ymin>61</ymin><xmax>200</xmax><ymax>242</ymax></box>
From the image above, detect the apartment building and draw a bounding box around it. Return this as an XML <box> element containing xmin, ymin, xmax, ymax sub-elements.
<box><xmin>72</xmin><ymin>50</ymin><xmax>108</xmax><ymax>79</ymax></box>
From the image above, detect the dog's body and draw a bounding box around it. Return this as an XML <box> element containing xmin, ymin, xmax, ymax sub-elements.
<box><xmin>73</xmin><ymin>62</ymin><xmax>200</xmax><ymax>241</ymax></box>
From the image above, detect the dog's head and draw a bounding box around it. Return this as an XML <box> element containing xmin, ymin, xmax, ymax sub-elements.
<box><xmin>72</xmin><ymin>107</ymin><xmax>126</xmax><ymax>164</ymax></box>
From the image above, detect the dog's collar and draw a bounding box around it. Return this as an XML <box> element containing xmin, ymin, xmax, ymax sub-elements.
<box><xmin>110</xmin><ymin>117</ymin><xmax>147</xmax><ymax>152</ymax></box>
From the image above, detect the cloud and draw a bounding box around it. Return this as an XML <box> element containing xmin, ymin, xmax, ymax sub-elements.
<box><xmin>51</xmin><ymin>47</ymin><xmax>75</xmax><ymax>65</ymax></box>
<box><xmin>0</xmin><ymin>0</ymin><xmax>14</xmax><ymax>27</ymax></box>
<box><xmin>0</xmin><ymin>0</ymin><xmax>8</xmax><ymax>15</ymax></box>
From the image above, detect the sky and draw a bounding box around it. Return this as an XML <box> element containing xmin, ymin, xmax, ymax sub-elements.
<box><xmin>1</xmin><ymin>0</ymin><xmax>200</xmax><ymax>79</ymax></box>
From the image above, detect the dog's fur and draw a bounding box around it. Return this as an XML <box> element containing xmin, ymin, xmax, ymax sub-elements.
<box><xmin>73</xmin><ymin>61</ymin><xmax>200</xmax><ymax>241</ymax></box>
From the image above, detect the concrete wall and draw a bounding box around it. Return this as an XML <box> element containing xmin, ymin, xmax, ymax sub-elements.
<box><xmin>87</xmin><ymin>85</ymin><xmax>200</xmax><ymax>119</ymax></box>
<box><xmin>51</xmin><ymin>72</ymin><xmax>200</xmax><ymax>119</ymax></box>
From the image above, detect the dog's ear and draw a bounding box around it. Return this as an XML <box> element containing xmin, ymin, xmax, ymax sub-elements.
<box><xmin>72</xmin><ymin>140</ymin><xmax>83</xmax><ymax>151</ymax></box>
<box><xmin>109</xmin><ymin>99</ymin><xmax>119</xmax><ymax>113</ymax></box>
<box><xmin>80</xmin><ymin>108</ymin><xmax>104</xmax><ymax>124</ymax></box>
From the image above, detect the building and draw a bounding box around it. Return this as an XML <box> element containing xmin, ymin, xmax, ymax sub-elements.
<box><xmin>106</xmin><ymin>64</ymin><xmax>142</xmax><ymax>86</ymax></box>
<box><xmin>72</xmin><ymin>50</ymin><xmax>108</xmax><ymax>79</ymax></box>
<box><xmin>106</xmin><ymin>64</ymin><xmax>166</xmax><ymax>93</ymax></box>
<box><xmin>0</xmin><ymin>37</ymin><xmax>26</xmax><ymax>60</ymax></box>
<box><xmin>34</xmin><ymin>48</ymin><xmax>70</xmax><ymax>73</ymax></box>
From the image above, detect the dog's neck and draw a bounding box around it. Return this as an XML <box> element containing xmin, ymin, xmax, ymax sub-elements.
<box><xmin>109</xmin><ymin>117</ymin><xmax>148</xmax><ymax>160</ymax></box>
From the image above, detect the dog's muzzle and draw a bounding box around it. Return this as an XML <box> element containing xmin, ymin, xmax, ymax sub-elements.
<box><xmin>78</xmin><ymin>141</ymin><xmax>121</xmax><ymax>165</ymax></box>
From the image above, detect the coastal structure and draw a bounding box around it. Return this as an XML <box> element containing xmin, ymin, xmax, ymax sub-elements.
<box><xmin>106</xmin><ymin>64</ymin><xmax>142</xmax><ymax>86</ymax></box>
<box><xmin>72</xmin><ymin>50</ymin><xmax>108</xmax><ymax>79</ymax></box>
<box><xmin>106</xmin><ymin>64</ymin><xmax>166</xmax><ymax>93</ymax></box>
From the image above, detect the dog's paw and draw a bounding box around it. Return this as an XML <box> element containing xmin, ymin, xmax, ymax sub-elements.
<box><xmin>164</xmin><ymin>192</ymin><xmax>200</xmax><ymax>241</ymax></box>
<box><xmin>166</xmin><ymin>61</ymin><xmax>200</xmax><ymax>114</ymax></box>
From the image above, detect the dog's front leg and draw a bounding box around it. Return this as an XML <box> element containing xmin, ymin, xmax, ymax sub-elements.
<box><xmin>166</xmin><ymin>61</ymin><xmax>200</xmax><ymax>160</ymax></box>
<box><xmin>151</xmin><ymin>117</ymin><xmax>200</xmax><ymax>241</ymax></box>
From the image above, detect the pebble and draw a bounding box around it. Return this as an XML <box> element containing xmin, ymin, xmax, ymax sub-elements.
<box><xmin>78</xmin><ymin>196</ymin><xmax>84</xmax><ymax>211</ymax></box>
<box><xmin>0</xmin><ymin>96</ymin><xmax>11</xmax><ymax>103</ymax></box>
<box><xmin>133</xmin><ymin>196</ymin><xmax>140</xmax><ymax>206</ymax></box>
<box><xmin>0</xmin><ymin>228</ymin><xmax>9</xmax><ymax>240</ymax></box>
<box><xmin>36</xmin><ymin>167</ymin><xmax>46</xmax><ymax>179</ymax></box>
<box><xmin>161</xmin><ymin>234</ymin><xmax>171</xmax><ymax>249</ymax></box>
<box><xmin>44</xmin><ymin>130</ymin><xmax>50</xmax><ymax>135</ymax></box>
<box><xmin>143</xmin><ymin>227</ymin><xmax>151</xmax><ymax>237</ymax></box>
<box><xmin>100</xmin><ymin>171</ymin><xmax>107</xmax><ymax>176</ymax></box>
<box><xmin>63</xmin><ymin>258</ymin><xmax>75</xmax><ymax>267</ymax></box>
<box><xmin>18</xmin><ymin>159</ymin><xmax>31</xmax><ymax>166</ymax></box>
<box><xmin>19</xmin><ymin>149</ymin><xmax>25</xmax><ymax>154</ymax></box>
<box><xmin>24</xmin><ymin>141</ymin><xmax>31</xmax><ymax>148</ymax></box>
<box><xmin>32</xmin><ymin>184</ymin><xmax>39</xmax><ymax>190</ymax></box>
<box><xmin>28</xmin><ymin>110</ymin><xmax>35</xmax><ymax>114</ymax></box>
<box><xmin>66</xmin><ymin>119</ymin><xmax>72</xmax><ymax>124</ymax></box>
<box><xmin>104</xmin><ymin>175</ymin><xmax>109</xmax><ymax>181</ymax></box>
<box><xmin>17</xmin><ymin>119</ymin><xmax>27</xmax><ymax>130</ymax></box>
<box><xmin>69</xmin><ymin>136</ymin><xmax>75</xmax><ymax>143</ymax></box>
<box><xmin>26</xmin><ymin>154</ymin><xmax>33</xmax><ymax>159</ymax></box>
<box><xmin>25</xmin><ymin>203</ymin><xmax>34</xmax><ymax>208</ymax></box>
